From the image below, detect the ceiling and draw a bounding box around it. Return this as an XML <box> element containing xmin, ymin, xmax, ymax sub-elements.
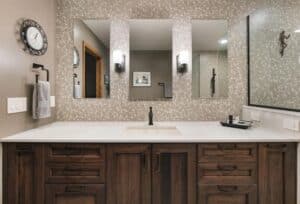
<box><xmin>192</xmin><ymin>20</ymin><xmax>228</xmax><ymax>51</ymax></box>
<box><xmin>129</xmin><ymin>19</ymin><xmax>172</xmax><ymax>50</ymax></box>
<box><xmin>83</xmin><ymin>19</ymin><xmax>227</xmax><ymax>51</ymax></box>
<box><xmin>84</xmin><ymin>20</ymin><xmax>110</xmax><ymax>47</ymax></box>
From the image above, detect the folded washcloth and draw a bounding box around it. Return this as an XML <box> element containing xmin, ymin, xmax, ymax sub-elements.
<box><xmin>32</xmin><ymin>81</ymin><xmax>51</xmax><ymax>119</ymax></box>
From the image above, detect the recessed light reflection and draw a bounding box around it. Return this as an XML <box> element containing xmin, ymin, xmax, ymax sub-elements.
<box><xmin>219</xmin><ymin>39</ymin><xmax>228</xmax><ymax>45</ymax></box>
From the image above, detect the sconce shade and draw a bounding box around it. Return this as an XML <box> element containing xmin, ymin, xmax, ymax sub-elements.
<box><xmin>113</xmin><ymin>50</ymin><xmax>125</xmax><ymax>73</ymax></box>
<box><xmin>177</xmin><ymin>51</ymin><xmax>188</xmax><ymax>73</ymax></box>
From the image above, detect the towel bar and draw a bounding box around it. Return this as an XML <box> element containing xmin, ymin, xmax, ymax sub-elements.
<box><xmin>32</xmin><ymin>63</ymin><xmax>49</xmax><ymax>83</ymax></box>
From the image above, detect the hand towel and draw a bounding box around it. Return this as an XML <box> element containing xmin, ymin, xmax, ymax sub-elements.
<box><xmin>32</xmin><ymin>81</ymin><xmax>51</xmax><ymax>119</ymax></box>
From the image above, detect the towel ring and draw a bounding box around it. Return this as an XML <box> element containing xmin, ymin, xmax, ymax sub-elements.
<box><xmin>32</xmin><ymin>63</ymin><xmax>49</xmax><ymax>83</ymax></box>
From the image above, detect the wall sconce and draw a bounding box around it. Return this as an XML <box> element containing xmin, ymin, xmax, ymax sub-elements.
<box><xmin>113</xmin><ymin>50</ymin><xmax>125</xmax><ymax>73</ymax></box>
<box><xmin>177</xmin><ymin>51</ymin><xmax>188</xmax><ymax>73</ymax></box>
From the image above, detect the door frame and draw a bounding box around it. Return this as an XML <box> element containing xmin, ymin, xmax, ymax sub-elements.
<box><xmin>82</xmin><ymin>41</ymin><xmax>103</xmax><ymax>98</ymax></box>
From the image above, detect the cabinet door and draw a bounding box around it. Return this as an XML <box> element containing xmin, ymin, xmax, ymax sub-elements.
<box><xmin>152</xmin><ymin>144</ymin><xmax>196</xmax><ymax>204</ymax></box>
<box><xmin>45</xmin><ymin>184</ymin><xmax>105</xmax><ymax>204</ymax></box>
<box><xmin>199</xmin><ymin>185</ymin><xmax>257</xmax><ymax>204</ymax></box>
<box><xmin>259</xmin><ymin>143</ymin><xmax>297</xmax><ymax>204</ymax></box>
<box><xmin>107</xmin><ymin>144</ymin><xmax>151</xmax><ymax>204</ymax></box>
<box><xmin>3</xmin><ymin>143</ymin><xmax>44</xmax><ymax>204</ymax></box>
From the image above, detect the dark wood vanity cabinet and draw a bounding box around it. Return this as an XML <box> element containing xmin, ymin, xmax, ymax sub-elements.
<box><xmin>3</xmin><ymin>143</ymin><xmax>44</xmax><ymax>204</ymax></box>
<box><xmin>3</xmin><ymin>143</ymin><xmax>297</xmax><ymax>204</ymax></box>
<box><xmin>106</xmin><ymin>144</ymin><xmax>151</xmax><ymax>204</ymax></box>
<box><xmin>258</xmin><ymin>143</ymin><xmax>297</xmax><ymax>204</ymax></box>
<box><xmin>45</xmin><ymin>184</ymin><xmax>105</xmax><ymax>204</ymax></box>
<box><xmin>152</xmin><ymin>144</ymin><xmax>197</xmax><ymax>204</ymax></box>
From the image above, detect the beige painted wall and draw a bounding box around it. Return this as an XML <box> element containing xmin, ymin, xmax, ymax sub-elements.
<box><xmin>130</xmin><ymin>51</ymin><xmax>172</xmax><ymax>100</ymax></box>
<box><xmin>0</xmin><ymin>0</ymin><xmax>56</xmax><ymax>138</ymax></box>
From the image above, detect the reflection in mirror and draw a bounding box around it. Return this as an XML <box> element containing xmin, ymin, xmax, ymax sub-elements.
<box><xmin>192</xmin><ymin>20</ymin><xmax>228</xmax><ymax>99</ymax></box>
<box><xmin>73</xmin><ymin>19</ymin><xmax>110</xmax><ymax>99</ymax></box>
<box><xmin>129</xmin><ymin>19</ymin><xmax>172</xmax><ymax>101</ymax></box>
<box><xmin>248</xmin><ymin>8</ymin><xmax>300</xmax><ymax>111</ymax></box>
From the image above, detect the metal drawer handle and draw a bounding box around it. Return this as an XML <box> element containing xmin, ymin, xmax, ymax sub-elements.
<box><xmin>218</xmin><ymin>144</ymin><xmax>237</xmax><ymax>150</ymax></box>
<box><xmin>65</xmin><ymin>185</ymin><xmax>86</xmax><ymax>193</ymax></box>
<box><xmin>217</xmin><ymin>185</ymin><xmax>238</xmax><ymax>192</ymax></box>
<box><xmin>217</xmin><ymin>165</ymin><xmax>237</xmax><ymax>171</ymax></box>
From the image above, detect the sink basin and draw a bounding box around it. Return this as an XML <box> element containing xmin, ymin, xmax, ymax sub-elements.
<box><xmin>124</xmin><ymin>125</ymin><xmax>182</xmax><ymax>137</ymax></box>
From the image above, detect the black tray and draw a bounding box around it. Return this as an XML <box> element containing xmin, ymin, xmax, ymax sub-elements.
<box><xmin>220</xmin><ymin>120</ymin><xmax>252</xmax><ymax>129</ymax></box>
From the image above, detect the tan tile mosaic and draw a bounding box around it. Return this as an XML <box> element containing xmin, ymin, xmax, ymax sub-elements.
<box><xmin>55</xmin><ymin>0</ymin><xmax>270</xmax><ymax>121</ymax></box>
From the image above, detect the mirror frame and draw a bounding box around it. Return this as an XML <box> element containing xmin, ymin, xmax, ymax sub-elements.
<box><xmin>247</xmin><ymin>16</ymin><xmax>300</xmax><ymax>112</ymax></box>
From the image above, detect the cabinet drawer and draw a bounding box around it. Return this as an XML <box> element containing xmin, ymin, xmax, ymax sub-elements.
<box><xmin>198</xmin><ymin>162</ymin><xmax>257</xmax><ymax>185</ymax></box>
<box><xmin>198</xmin><ymin>144</ymin><xmax>257</xmax><ymax>162</ymax></box>
<box><xmin>198</xmin><ymin>185</ymin><xmax>257</xmax><ymax>204</ymax></box>
<box><xmin>45</xmin><ymin>144</ymin><xmax>105</xmax><ymax>162</ymax></box>
<box><xmin>46</xmin><ymin>184</ymin><xmax>105</xmax><ymax>204</ymax></box>
<box><xmin>45</xmin><ymin>163</ymin><xmax>105</xmax><ymax>183</ymax></box>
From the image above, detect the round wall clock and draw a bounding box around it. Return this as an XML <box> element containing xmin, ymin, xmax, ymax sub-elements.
<box><xmin>20</xmin><ymin>19</ymin><xmax>48</xmax><ymax>56</ymax></box>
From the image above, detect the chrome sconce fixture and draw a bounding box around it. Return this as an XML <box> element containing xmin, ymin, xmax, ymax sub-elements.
<box><xmin>113</xmin><ymin>50</ymin><xmax>125</xmax><ymax>73</ymax></box>
<box><xmin>177</xmin><ymin>51</ymin><xmax>188</xmax><ymax>73</ymax></box>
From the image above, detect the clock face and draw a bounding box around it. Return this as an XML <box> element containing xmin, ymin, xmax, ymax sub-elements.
<box><xmin>26</xmin><ymin>27</ymin><xmax>44</xmax><ymax>50</ymax></box>
<box><xmin>20</xmin><ymin>19</ymin><xmax>48</xmax><ymax>56</ymax></box>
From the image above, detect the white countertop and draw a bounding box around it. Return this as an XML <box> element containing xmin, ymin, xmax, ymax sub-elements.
<box><xmin>1</xmin><ymin>121</ymin><xmax>300</xmax><ymax>143</ymax></box>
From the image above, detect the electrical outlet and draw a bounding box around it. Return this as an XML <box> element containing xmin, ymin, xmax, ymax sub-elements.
<box><xmin>50</xmin><ymin>96</ymin><xmax>55</xmax><ymax>107</ymax></box>
<box><xmin>7</xmin><ymin>97</ymin><xmax>27</xmax><ymax>114</ymax></box>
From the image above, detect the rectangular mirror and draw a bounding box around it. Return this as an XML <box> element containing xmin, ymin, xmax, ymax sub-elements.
<box><xmin>192</xmin><ymin>20</ymin><xmax>228</xmax><ymax>99</ymax></box>
<box><xmin>248</xmin><ymin>8</ymin><xmax>300</xmax><ymax>111</ymax></box>
<box><xmin>129</xmin><ymin>19</ymin><xmax>172</xmax><ymax>101</ymax></box>
<box><xmin>73</xmin><ymin>19</ymin><xmax>110</xmax><ymax>99</ymax></box>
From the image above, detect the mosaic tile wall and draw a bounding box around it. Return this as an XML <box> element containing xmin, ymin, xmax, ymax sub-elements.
<box><xmin>56</xmin><ymin>0</ymin><xmax>262</xmax><ymax>121</ymax></box>
<box><xmin>249</xmin><ymin>2</ymin><xmax>300</xmax><ymax>110</ymax></box>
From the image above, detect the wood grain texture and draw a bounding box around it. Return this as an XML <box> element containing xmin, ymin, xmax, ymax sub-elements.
<box><xmin>106</xmin><ymin>144</ymin><xmax>151</xmax><ymax>204</ymax></box>
<box><xmin>258</xmin><ymin>143</ymin><xmax>297</xmax><ymax>204</ymax></box>
<box><xmin>152</xmin><ymin>144</ymin><xmax>197</xmax><ymax>204</ymax></box>
<box><xmin>45</xmin><ymin>184</ymin><xmax>105</xmax><ymax>204</ymax></box>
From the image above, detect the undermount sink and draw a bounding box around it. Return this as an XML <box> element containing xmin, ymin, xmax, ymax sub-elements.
<box><xmin>124</xmin><ymin>125</ymin><xmax>182</xmax><ymax>137</ymax></box>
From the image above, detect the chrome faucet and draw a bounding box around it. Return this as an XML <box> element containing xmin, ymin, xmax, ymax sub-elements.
<box><xmin>148</xmin><ymin>107</ymin><xmax>153</xmax><ymax>126</ymax></box>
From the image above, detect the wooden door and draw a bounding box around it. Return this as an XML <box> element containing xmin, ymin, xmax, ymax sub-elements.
<box><xmin>3</xmin><ymin>143</ymin><xmax>44</xmax><ymax>204</ymax></box>
<box><xmin>107</xmin><ymin>144</ymin><xmax>151</xmax><ymax>204</ymax></box>
<box><xmin>152</xmin><ymin>144</ymin><xmax>197</xmax><ymax>204</ymax></box>
<box><xmin>45</xmin><ymin>184</ymin><xmax>105</xmax><ymax>204</ymax></box>
<box><xmin>259</xmin><ymin>143</ymin><xmax>297</xmax><ymax>204</ymax></box>
<box><xmin>199</xmin><ymin>185</ymin><xmax>257</xmax><ymax>204</ymax></box>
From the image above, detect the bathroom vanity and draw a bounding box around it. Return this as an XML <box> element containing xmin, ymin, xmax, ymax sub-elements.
<box><xmin>2</xmin><ymin>122</ymin><xmax>299</xmax><ymax>204</ymax></box>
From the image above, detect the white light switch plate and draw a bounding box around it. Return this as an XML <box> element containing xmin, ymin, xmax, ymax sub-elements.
<box><xmin>50</xmin><ymin>96</ymin><xmax>55</xmax><ymax>107</ymax></box>
<box><xmin>7</xmin><ymin>97</ymin><xmax>27</xmax><ymax>114</ymax></box>
<box><xmin>283</xmin><ymin>118</ymin><xmax>300</xmax><ymax>131</ymax></box>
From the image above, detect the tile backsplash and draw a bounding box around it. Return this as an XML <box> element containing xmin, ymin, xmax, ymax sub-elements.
<box><xmin>55</xmin><ymin>0</ymin><xmax>295</xmax><ymax>121</ymax></box>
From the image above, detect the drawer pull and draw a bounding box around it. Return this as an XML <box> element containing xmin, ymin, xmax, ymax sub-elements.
<box><xmin>218</xmin><ymin>144</ymin><xmax>237</xmax><ymax>150</ymax></box>
<box><xmin>65</xmin><ymin>185</ymin><xmax>86</xmax><ymax>193</ymax></box>
<box><xmin>217</xmin><ymin>165</ymin><xmax>237</xmax><ymax>171</ymax></box>
<box><xmin>217</xmin><ymin>185</ymin><xmax>238</xmax><ymax>192</ymax></box>
<box><xmin>63</xmin><ymin>167</ymin><xmax>83</xmax><ymax>176</ymax></box>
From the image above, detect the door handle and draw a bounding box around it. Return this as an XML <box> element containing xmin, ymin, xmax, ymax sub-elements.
<box><xmin>155</xmin><ymin>153</ymin><xmax>161</xmax><ymax>173</ymax></box>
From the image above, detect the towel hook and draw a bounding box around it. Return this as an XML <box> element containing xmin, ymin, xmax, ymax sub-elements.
<box><xmin>32</xmin><ymin>63</ymin><xmax>49</xmax><ymax>82</ymax></box>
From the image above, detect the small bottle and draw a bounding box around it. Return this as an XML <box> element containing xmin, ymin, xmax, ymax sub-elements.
<box><xmin>149</xmin><ymin>107</ymin><xmax>153</xmax><ymax>126</ymax></box>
